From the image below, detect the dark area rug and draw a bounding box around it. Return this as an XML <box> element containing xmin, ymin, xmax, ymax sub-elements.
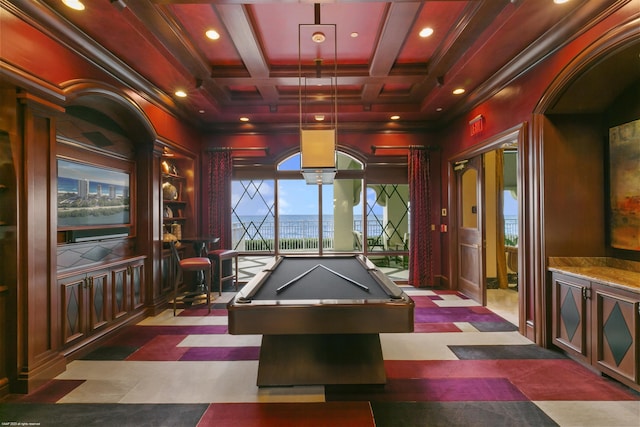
<box><xmin>370</xmin><ymin>401</ymin><xmax>559</xmax><ymax>427</ymax></box>
<box><xmin>0</xmin><ymin>403</ymin><xmax>209</xmax><ymax>427</ymax></box>
<box><xmin>449</xmin><ymin>344</ymin><xmax>567</xmax><ymax>360</ymax></box>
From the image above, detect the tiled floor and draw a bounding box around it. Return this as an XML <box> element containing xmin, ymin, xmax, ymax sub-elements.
<box><xmin>2</xmin><ymin>287</ymin><xmax>638</xmax><ymax>426</ymax></box>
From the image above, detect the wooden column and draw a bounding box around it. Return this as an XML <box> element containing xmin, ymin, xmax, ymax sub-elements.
<box><xmin>142</xmin><ymin>142</ymin><xmax>166</xmax><ymax>314</ymax></box>
<box><xmin>13</xmin><ymin>91</ymin><xmax>66</xmax><ymax>393</ymax></box>
<box><xmin>0</xmin><ymin>88</ymin><xmax>19</xmax><ymax>398</ymax></box>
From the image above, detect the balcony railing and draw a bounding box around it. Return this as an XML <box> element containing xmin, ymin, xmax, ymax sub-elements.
<box><xmin>231</xmin><ymin>218</ymin><xmax>383</xmax><ymax>252</ymax></box>
<box><xmin>233</xmin><ymin>217</ymin><xmax>519</xmax><ymax>252</ymax></box>
<box><xmin>505</xmin><ymin>218</ymin><xmax>518</xmax><ymax>246</ymax></box>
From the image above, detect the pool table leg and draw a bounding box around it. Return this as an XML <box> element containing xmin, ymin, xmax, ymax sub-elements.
<box><xmin>256</xmin><ymin>334</ymin><xmax>386</xmax><ymax>387</ymax></box>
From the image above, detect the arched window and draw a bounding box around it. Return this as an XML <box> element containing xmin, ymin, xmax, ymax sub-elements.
<box><xmin>231</xmin><ymin>150</ymin><xmax>408</xmax><ymax>279</ymax></box>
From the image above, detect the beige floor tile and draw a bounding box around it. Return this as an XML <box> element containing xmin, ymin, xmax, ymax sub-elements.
<box><xmin>403</xmin><ymin>289</ymin><xmax>437</xmax><ymax>297</ymax></box>
<box><xmin>178</xmin><ymin>333</ymin><xmax>262</xmax><ymax>347</ymax></box>
<box><xmin>137</xmin><ymin>310</ymin><xmax>228</xmax><ymax>326</ymax></box>
<box><xmin>534</xmin><ymin>401</ymin><xmax>640</xmax><ymax>427</ymax></box>
<box><xmin>57</xmin><ymin>378</ymin><xmax>139</xmax><ymax>403</ymax></box>
<box><xmin>435</xmin><ymin>298</ymin><xmax>481</xmax><ymax>307</ymax></box>
<box><xmin>454</xmin><ymin>322</ymin><xmax>481</xmax><ymax>332</ymax></box>
<box><xmin>381</xmin><ymin>331</ymin><xmax>533</xmax><ymax>360</ymax></box>
<box><xmin>487</xmin><ymin>288</ymin><xmax>519</xmax><ymax>326</ymax></box>
<box><xmin>57</xmin><ymin>360</ymin><xmax>325</xmax><ymax>404</ymax></box>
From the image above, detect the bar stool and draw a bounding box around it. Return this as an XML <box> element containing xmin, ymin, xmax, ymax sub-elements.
<box><xmin>169</xmin><ymin>241</ymin><xmax>212</xmax><ymax>315</ymax></box>
<box><xmin>207</xmin><ymin>249</ymin><xmax>239</xmax><ymax>295</ymax></box>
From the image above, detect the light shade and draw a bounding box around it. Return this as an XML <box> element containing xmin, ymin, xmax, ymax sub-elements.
<box><xmin>300</xmin><ymin>129</ymin><xmax>336</xmax><ymax>169</ymax></box>
<box><xmin>300</xmin><ymin>129</ymin><xmax>336</xmax><ymax>184</ymax></box>
<box><xmin>302</xmin><ymin>169</ymin><xmax>336</xmax><ymax>185</ymax></box>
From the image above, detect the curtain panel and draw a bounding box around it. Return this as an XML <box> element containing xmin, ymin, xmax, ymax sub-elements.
<box><xmin>408</xmin><ymin>148</ymin><xmax>434</xmax><ymax>287</ymax></box>
<box><xmin>207</xmin><ymin>151</ymin><xmax>233</xmax><ymax>248</ymax></box>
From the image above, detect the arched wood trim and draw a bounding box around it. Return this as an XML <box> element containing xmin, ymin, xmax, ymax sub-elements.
<box><xmin>530</xmin><ymin>15</ymin><xmax>640</xmax><ymax>346</ymax></box>
<box><xmin>61</xmin><ymin>80</ymin><xmax>157</xmax><ymax>144</ymax></box>
<box><xmin>535</xmin><ymin>15</ymin><xmax>640</xmax><ymax>114</ymax></box>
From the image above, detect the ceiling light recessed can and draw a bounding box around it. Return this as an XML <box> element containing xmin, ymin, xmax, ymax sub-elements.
<box><xmin>63</xmin><ymin>0</ymin><xmax>85</xmax><ymax>10</ymax></box>
<box><xmin>350</xmin><ymin>32</ymin><xmax>359</xmax><ymax>38</ymax></box>
<box><xmin>239</xmin><ymin>117</ymin><xmax>250</xmax><ymax>122</ymax></box>
<box><xmin>419</xmin><ymin>27</ymin><xmax>434</xmax><ymax>38</ymax></box>
<box><xmin>390</xmin><ymin>115</ymin><xmax>400</xmax><ymax>120</ymax></box>
<box><xmin>314</xmin><ymin>115</ymin><xmax>325</xmax><ymax>121</ymax></box>
<box><xmin>205</xmin><ymin>29</ymin><xmax>220</xmax><ymax>40</ymax></box>
<box><xmin>452</xmin><ymin>88</ymin><xmax>465</xmax><ymax>95</ymax></box>
<box><xmin>311</xmin><ymin>32</ymin><xmax>326</xmax><ymax>43</ymax></box>
<box><xmin>174</xmin><ymin>90</ymin><xmax>187</xmax><ymax>98</ymax></box>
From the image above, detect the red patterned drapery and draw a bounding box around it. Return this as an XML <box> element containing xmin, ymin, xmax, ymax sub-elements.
<box><xmin>408</xmin><ymin>147</ymin><xmax>433</xmax><ymax>287</ymax></box>
<box><xmin>207</xmin><ymin>150</ymin><xmax>233</xmax><ymax>249</ymax></box>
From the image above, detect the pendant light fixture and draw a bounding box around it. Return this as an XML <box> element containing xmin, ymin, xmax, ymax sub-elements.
<box><xmin>299</xmin><ymin>4</ymin><xmax>337</xmax><ymax>185</ymax></box>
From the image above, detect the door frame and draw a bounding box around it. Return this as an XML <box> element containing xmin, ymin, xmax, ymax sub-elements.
<box><xmin>448</xmin><ymin>123</ymin><xmax>528</xmax><ymax>335</ymax></box>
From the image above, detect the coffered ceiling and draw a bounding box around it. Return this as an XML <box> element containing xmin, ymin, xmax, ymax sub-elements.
<box><xmin>18</xmin><ymin>0</ymin><xmax>620</xmax><ymax>131</ymax></box>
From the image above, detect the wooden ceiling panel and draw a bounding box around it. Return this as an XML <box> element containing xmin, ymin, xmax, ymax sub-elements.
<box><xmin>26</xmin><ymin>0</ymin><xmax>629</xmax><ymax>130</ymax></box>
<box><xmin>442</xmin><ymin>0</ymin><xmax>586</xmax><ymax>104</ymax></box>
<box><xmin>169</xmin><ymin>3</ymin><xmax>244</xmax><ymax>67</ymax></box>
<box><xmin>249</xmin><ymin>3</ymin><xmax>316</xmax><ymax>65</ymax></box>
<box><xmin>250</xmin><ymin>3</ymin><xmax>386</xmax><ymax>66</ymax></box>
<box><xmin>396</xmin><ymin>1</ymin><xmax>468</xmax><ymax>64</ymax></box>
<box><xmin>41</xmin><ymin>0</ymin><xmax>195</xmax><ymax>95</ymax></box>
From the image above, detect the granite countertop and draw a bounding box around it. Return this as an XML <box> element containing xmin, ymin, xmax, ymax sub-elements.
<box><xmin>548</xmin><ymin>257</ymin><xmax>640</xmax><ymax>292</ymax></box>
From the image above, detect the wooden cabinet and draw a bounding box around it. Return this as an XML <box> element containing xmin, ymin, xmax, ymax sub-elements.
<box><xmin>593</xmin><ymin>286</ymin><xmax>639</xmax><ymax>387</ymax></box>
<box><xmin>552</xmin><ymin>273</ymin><xmax>591</xmax><ymax>364</ymax></box>
<box><xmin>111</xmin><ymin>258</ymin><xmax>146</xmax><ymax>319</ymax></box>
<box><xmin>552</xmin><ymin>271</ymin><xmax>639</xmax><ymax>391</ymax></box>
<box><xmin>59</xmin><ymin>256</ymin><xmax>146</xmax><ymax>349</ymax></box>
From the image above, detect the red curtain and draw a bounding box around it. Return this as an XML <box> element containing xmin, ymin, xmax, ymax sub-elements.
<box><xmin>207</xmin><ymin>151</ymin><xmax>233</xmax><ymax>248</ymax></box>
<box><xmin>408</xmin><ymin>148</ymin><xmax>433</xmax><ymax>287</ymax></box>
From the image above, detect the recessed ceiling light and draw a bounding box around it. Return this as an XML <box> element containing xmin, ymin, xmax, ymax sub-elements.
<box><xmin>199</xmin><ymin>110</ymin><xmax>205</xmax><ymax>114</ymax></box>
<box><xmin>314</xmin><ymin>115</ymin><xmax>325</xmax><ymax>121</ymax></box>
<box><xmin>436</xmin><ymin>107</ymin><xmax>443</xmax><ymax>112</ymax></box>
<box><xmin>452</xmin><ymin>88</ymin><xmax>465</xmax><ymax>95</ymax></box>
<box><xmin>174</xmin><ymin>90</ymin><xmax>187</xmax><ymax>98</ymax></box>
<box><xmin>63</xmin><ymin>0</ymin><xmax>85</xmax><ymax>10</ymax></box>
<box><xmin>419</xmin><ymin>27</ymin><xmax>434</xmax><ymax>38</ymax></box>
<box><xmin>553</xmin><ymin>0</ymin><xmax>571</xmax><ymax>4</ymax></box>
<box><xmin>350</xmin><ymin>32</ymin><xmax>359</xmax><ymax>38</ymax></box>
<box><xmin>390</xmin><ymin>115</ymin><xmax>400</xmax><ymax>120</ymax></box>
<box><xmin>311</xmin><ymin>32</ymin><xmax>326</xmax><ymax>43</ymax></box>
<box><xmin>240</xmin><ymin>117</ymin><xmax>250</xmax><ymax>122</ymax></box>
<box><xmin>205</xmin><ymin>29</ymin><xmax>220</xmax><ymax>40</ymax></box>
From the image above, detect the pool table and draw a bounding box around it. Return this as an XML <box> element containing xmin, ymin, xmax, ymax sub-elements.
<box><xmin>227</xmin><ymin>255</ymin><xmax>414</xmax><ymax>386</ymax></box>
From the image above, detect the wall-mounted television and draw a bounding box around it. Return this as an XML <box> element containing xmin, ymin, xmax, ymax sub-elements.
<box><xmin>57</xmin><ymin>158</ymin><xmax>131</xmax><ymax>241</ymax></box>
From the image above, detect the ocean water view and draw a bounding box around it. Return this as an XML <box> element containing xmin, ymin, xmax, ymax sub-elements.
<box><xmin>233</xmin><ymin>214</ymin><xmax>375</xmax><ymax>240</ymax></box>
<box><xmin>232</xmin><ymin>214</ymin><xmax>518</xmax><ymax>244</ymax></box>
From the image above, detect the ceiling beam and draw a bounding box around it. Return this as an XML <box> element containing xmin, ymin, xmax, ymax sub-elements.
<box><xmin>369</xmin><ymin>2</ymin><xmax>422</xmax><ymax>77</ymax></box>
<box><xmin>214</xmin><ymin>4</ymin><xmax>270</xmax><ymax>78</ymax></box>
